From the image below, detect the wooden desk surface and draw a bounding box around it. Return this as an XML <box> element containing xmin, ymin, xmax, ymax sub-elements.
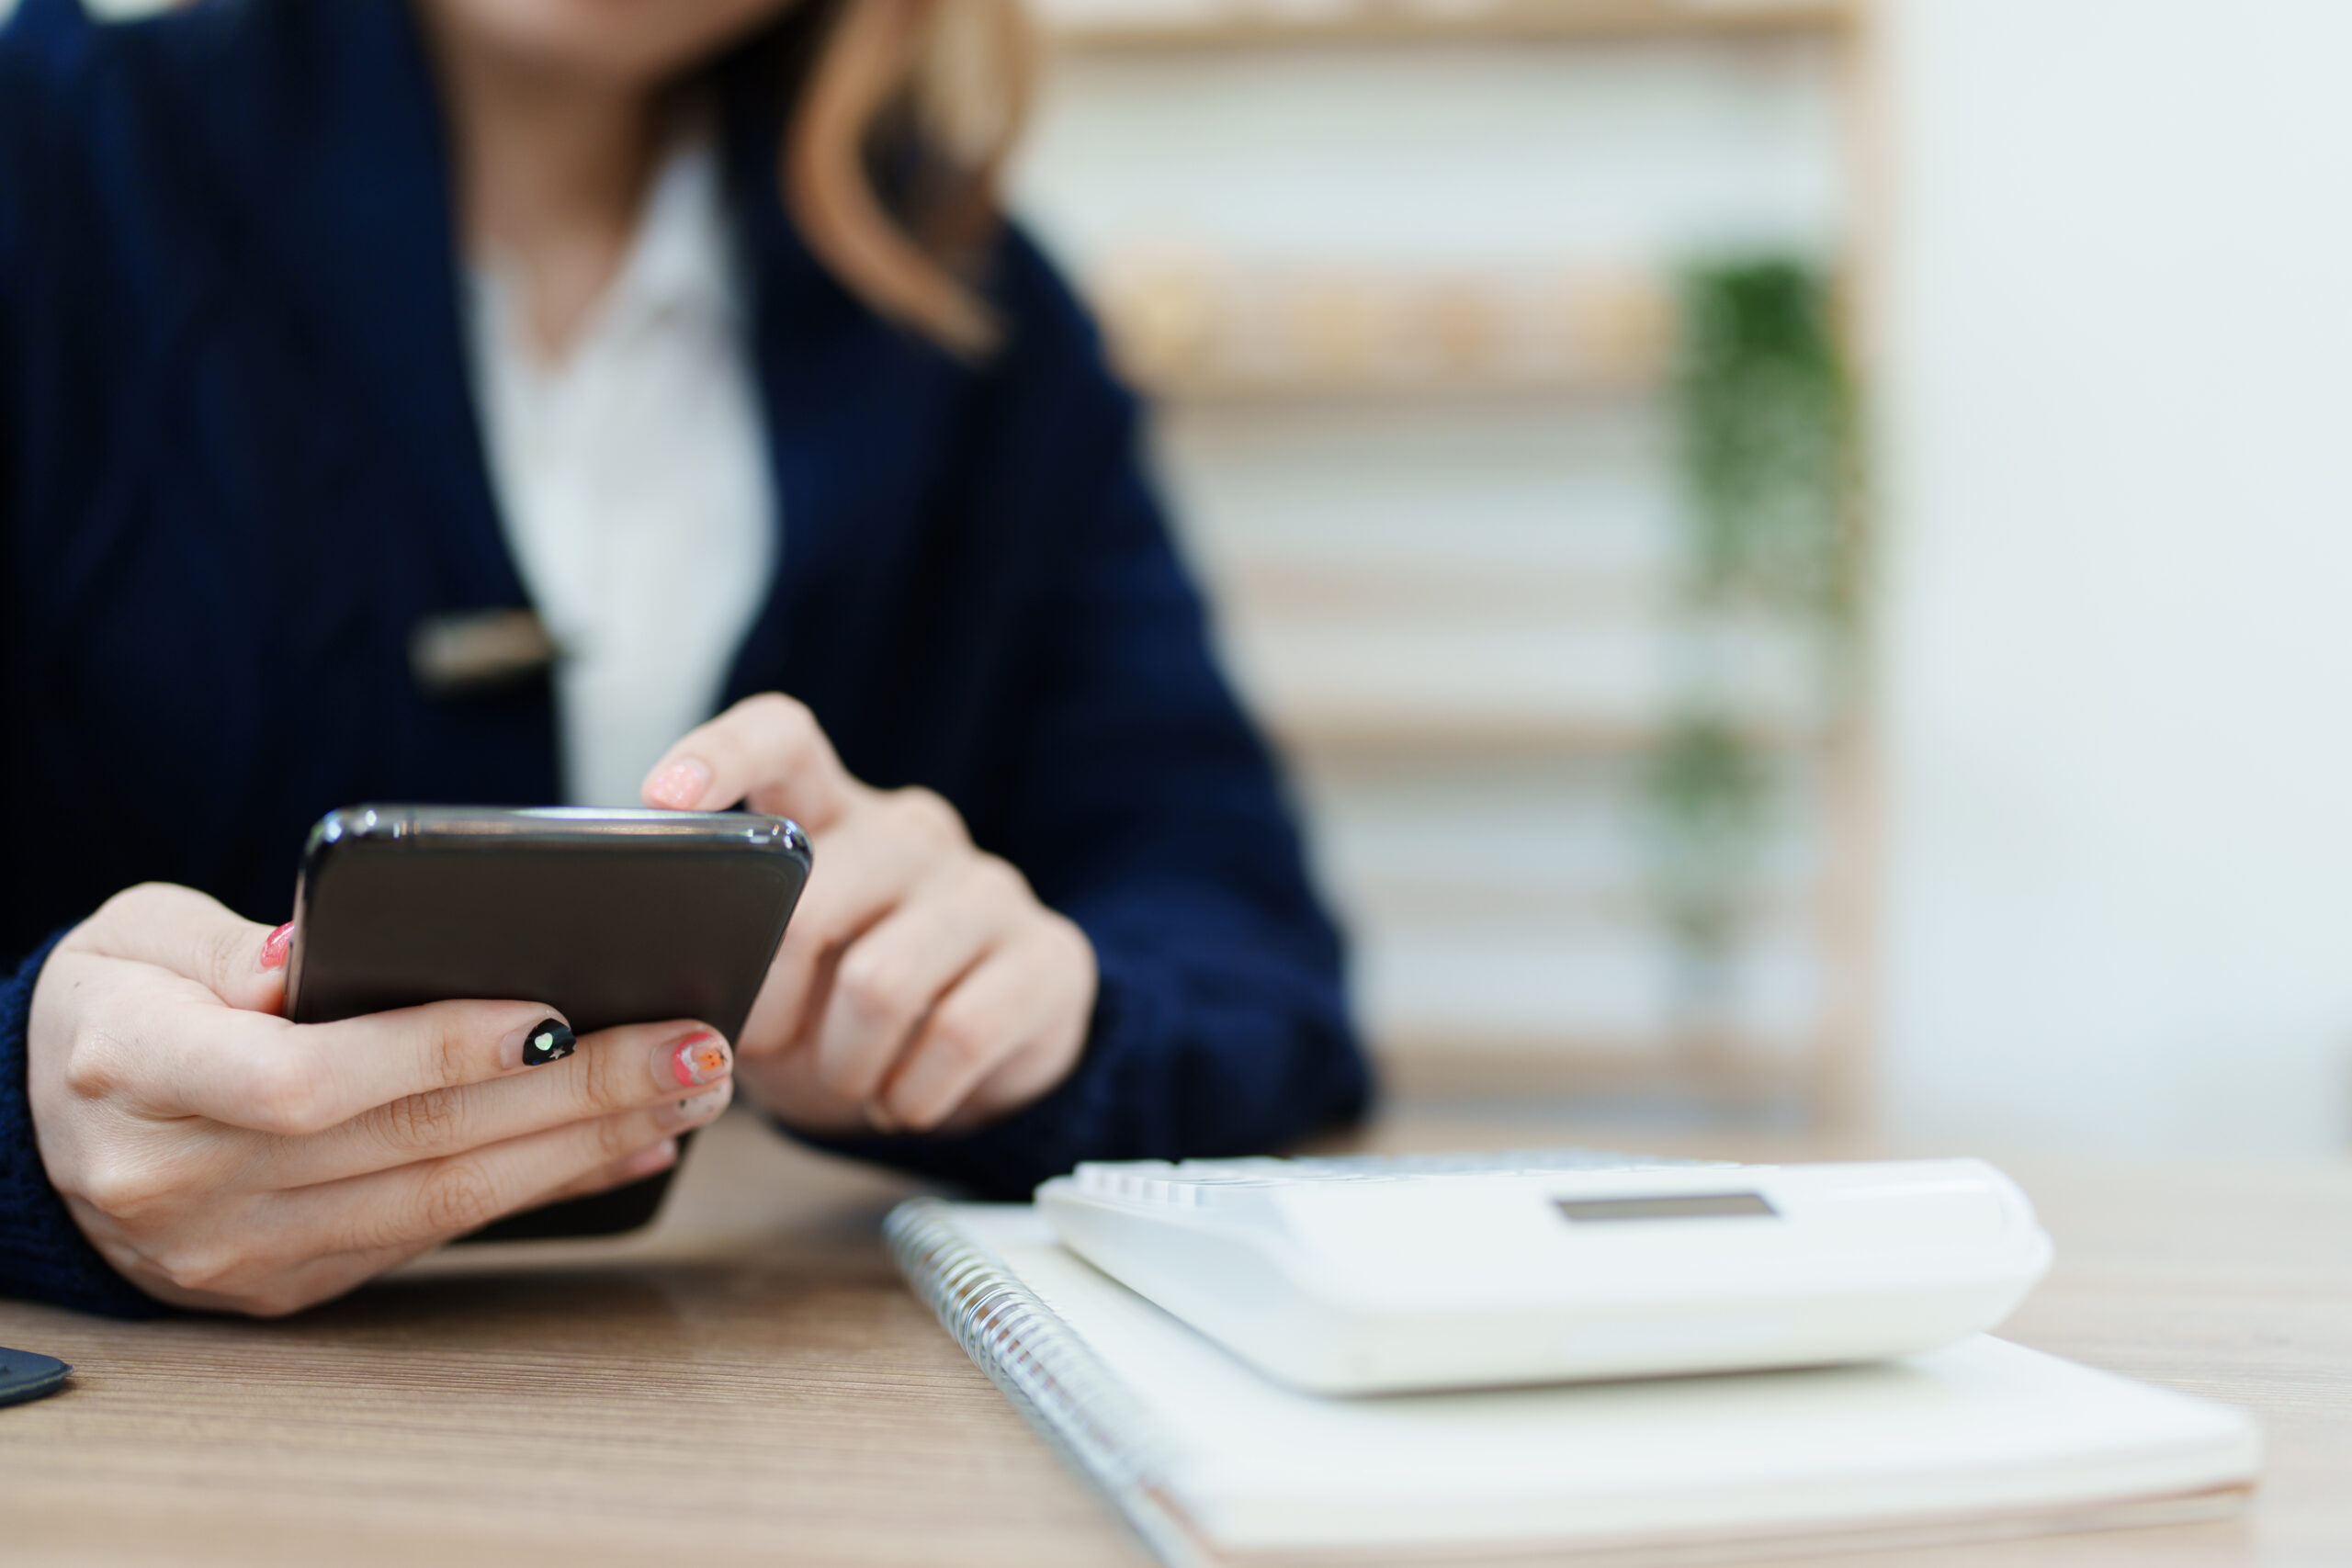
<box><xmin>2</xmin><ymin>1109</ymin><xmax>2346</xmax><ymax>1567</ymax></box>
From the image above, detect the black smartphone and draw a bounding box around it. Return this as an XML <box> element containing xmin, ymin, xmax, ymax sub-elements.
<box><xmin>286</xmin><ymin>806</ymin><xmax>810</xmax><ymax>1241</ymax></box>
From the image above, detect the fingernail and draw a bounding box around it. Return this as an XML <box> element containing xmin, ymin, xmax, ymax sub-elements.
<box><xmin>259</xmin><ymin>923</ymin><xmax>294</xmax><ymax>971</ymax></box>
<box><xmin>662</xmin><ymin>1080</ymin><xmax>733</xmax><ymax>1130</ymax></box>
<box><xmin>511</xmin><ymin>1017</ymin><xmax>575</xmax><ymax>1068</ymax></box>
<box><xmin>645</xmin><ymin>758</ymin><xmax>711</xmax><ymax>810</ymax></box>
<box><xmin>662</xmin><ymin>1030</ymin><xmax>732</xmax><ymax>1089</ymax></box>
<box><xmin>617</xmin><ymin>1138</ymin><xmax>679</xmax><ymax>1180</ymax></box>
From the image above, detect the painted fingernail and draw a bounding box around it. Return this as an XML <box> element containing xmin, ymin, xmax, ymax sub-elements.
<box><xmin>662</xmin><ymin>1030</ymin><xmax>732</xmax><ymax>1089</ymax></box>
<box><xmin>259</xmin><ymin>923</ymin><xmax>294</xmax><ymax>971</ymax></box>
<box><xmin>617</xmin><ymin>1138</ymin><xmax>679</xmax><ymax>1180</ymax></box>
<box><xmin>662</xmin><ymin>1080</ymin><xmax>732</xmax><ymax>1129</ymax></box>
<box><xmin>645</xmin><ymin>758</ymin><xmax>711</xmax><ymax>810</ymax></box>
<box><xmin>514</xmin><ymin>1017</ymin><xmax>575</xmax><ymax>1068</ymax></box>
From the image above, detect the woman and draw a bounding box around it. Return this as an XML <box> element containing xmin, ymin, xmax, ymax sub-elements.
<box><xmin>0</xmin><ymin>0</ymin><xmax>1366</xmax><ymax>1316</ymax></box>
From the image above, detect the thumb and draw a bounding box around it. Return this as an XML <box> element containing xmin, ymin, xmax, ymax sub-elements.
<box><xmin>75</xmin><ymin>883</ymin><xmax>290</xmax><ymax>1015</ymax></box>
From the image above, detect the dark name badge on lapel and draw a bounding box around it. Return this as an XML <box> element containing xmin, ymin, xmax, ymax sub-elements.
<box><xmin>409</xmin><ymin>607</ymin><xmax>560</xmax><ymax>697</ymax></box>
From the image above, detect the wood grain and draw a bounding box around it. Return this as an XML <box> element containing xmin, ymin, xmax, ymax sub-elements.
<box><xmin>1</xmin><ymin>1109</ymin><xmax>2345</xmax><ymax>1567</ymax></box>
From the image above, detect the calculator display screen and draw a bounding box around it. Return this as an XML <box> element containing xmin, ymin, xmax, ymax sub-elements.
<box><xmin>1554</xmin><ymin>1192</ymin><xmax>1778</xmax><ymax>1223</ymax></box>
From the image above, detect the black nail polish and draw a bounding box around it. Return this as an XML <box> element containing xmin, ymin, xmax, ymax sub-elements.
<box><xmin>521</xmin><ymin>1019</ymin><xmax>575</xmax><ymax>1066</ymax></box>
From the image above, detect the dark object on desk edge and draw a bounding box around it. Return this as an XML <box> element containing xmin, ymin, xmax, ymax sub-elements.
<box><xmin>0</xmin><ymin>1348</ymin><xmax>74</xmax><ymax>1408</ymax></box>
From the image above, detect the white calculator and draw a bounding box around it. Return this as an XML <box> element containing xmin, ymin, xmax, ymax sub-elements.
<box><xmin>1036</xmin><ymin>1149</ymin><xmax>2052</xmax><ymax>1394</ymax></box>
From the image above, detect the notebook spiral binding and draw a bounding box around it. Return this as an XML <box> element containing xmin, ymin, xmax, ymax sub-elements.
<box><xmin>883</xmin><ymin>1198</ymin><xmax>1198</xmax><ymax>1568</ymax></box>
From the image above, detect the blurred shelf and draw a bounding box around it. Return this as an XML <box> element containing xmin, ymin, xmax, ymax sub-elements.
<box><xmin>1090</xmin><ymin>257</ymin><xmax>1675</xmax><ymax>403</ymax></box>
<box><xmin>1266</xmin><ymin>707</ymin><xmax>1816</xmax><ymax>756</ymax></box>
<box><xmin>1035</xmin><ymin>0</ymin><xmax>1852</xmax><ymax>51</ymax></box>
<box><xmin>1372</xmin><ymin>1028</ymin><xmax>1832</xmax><ymax>1106</ymax></box>
<box><xmin>1134</xmin><ymin>362</ymin><xmax>1663</xmax><ymax>403</ymax></box>
<box><xmin>1341</xmin><ymin>878</ymin><xmax>1805</xmax><ymax>924</ymax></box>
<box><xmin>1221</xmin><ymin>563</ymin><xmax>1665</xmax><ymax>619</ymax></box>
<box><xmin>1215</xmin><ymin>567</ymin><xmax>1850</xmax><ymax>630</ymax></box>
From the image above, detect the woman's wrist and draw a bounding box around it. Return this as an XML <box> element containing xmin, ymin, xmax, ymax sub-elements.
<box><xmin>0</xmin><ymin>928</ymin><xmax>161</xmax><ymax>1316</ymax></box>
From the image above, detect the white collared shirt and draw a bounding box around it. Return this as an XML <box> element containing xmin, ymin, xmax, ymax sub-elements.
<box><xmin>465</xmin><ymin>138</ymin><xmax>776</xmax><ymax>808</ymax></box>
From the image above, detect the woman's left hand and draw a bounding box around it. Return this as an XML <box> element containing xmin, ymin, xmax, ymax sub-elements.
<box><xmin>639</xmin><ymin>694</ymin><xmax>1097</xmax><ymax>1137</ymax></box>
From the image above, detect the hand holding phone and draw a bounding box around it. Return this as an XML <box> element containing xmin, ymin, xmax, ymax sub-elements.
<box><xmin>285</xmin><ymin>806</ymin><xmax>809</xmax><ymax>1239</ymax></box>
<box><xmin>26</xmin><ymin>883</ymin><xmax>735</xmax><ymax>1316</ymax></box>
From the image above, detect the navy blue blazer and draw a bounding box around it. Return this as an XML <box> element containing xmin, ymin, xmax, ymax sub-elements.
<box><xmin>0</xmin><ymin>0</ymin><xmax>1369</xmax><ymax>1314</ymax></box>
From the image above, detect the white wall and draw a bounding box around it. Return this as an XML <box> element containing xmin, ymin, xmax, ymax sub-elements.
<box><xmin>1879</xmin><ymin>0</ymin><xmax>2352</xmax><ymax>1154</ymax></box>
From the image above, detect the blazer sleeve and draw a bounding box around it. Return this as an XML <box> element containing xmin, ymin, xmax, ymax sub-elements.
<box><xmin>805</xmin><ymin>235</ymin><xmax>1374</xmax><ymax>1197</ymax></box>
<box><xmin>0</xmin><ymin>4</ymin><xmax>161</xmax><ymax>1317</ymax></box>
<box><xmin>0</xmin><ymin>937</ymin><xmax>157</xmax><ymax>1316</ymax></box>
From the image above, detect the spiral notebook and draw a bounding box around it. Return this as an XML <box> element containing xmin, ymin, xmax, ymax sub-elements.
<box><xmin>886</xmin><ymin>1200</ymin><xmax>2260</xmax><ymax>1568</ymax></box>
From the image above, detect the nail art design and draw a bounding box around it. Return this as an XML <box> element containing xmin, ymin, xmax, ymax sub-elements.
<box><xmin>665</xmin><ymin>1083</ymin><xmax>731</xmax><ymax>1128</ymax></box>
<box><xmin>259</xmin><ymin>922</ymin><xmax>294</xmax><ymax>971</ymax></box>
<box><xmin>668</xmin><ymin>1032</ymin><xmax>730</xmax><ymax>1089</ymax></box>
<box><xmin>521</xmin><ymin>1019</ymin><xmax>575</xmax><ymax>1066</ymax></box>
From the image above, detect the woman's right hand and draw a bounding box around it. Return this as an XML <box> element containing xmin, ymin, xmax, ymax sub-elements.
<box><xmin>26</xmin><ymin>883</ymin><xmax>737</xmax><ymax>1316</ymax></box>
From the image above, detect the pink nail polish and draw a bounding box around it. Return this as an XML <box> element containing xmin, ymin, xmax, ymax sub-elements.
<box><xmin>646</xmin><ymin>758</ymin><xmax>711</xmax><ymax>810</ymax></box>
<box><xmin>260</xmin><ymin>923</ymin><xmax>294</xmax><ymax>971</ymax></box>
<box><xmin>667</xmin><ymin>1031</ymin><xmax>732</xmax><ymax>1089</ymax></box>
<box><xmin>620</xmin><ymin>1139</ymin><xmax>679</xmax><ymax>1180</ymax></box>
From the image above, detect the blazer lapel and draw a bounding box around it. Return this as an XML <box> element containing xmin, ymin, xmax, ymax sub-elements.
<box><xmin>714</xmin><ymin>78</ymin><xmax>967</xmax><ymax>767</ymax></box>
<box><xmin>232</xmin><ymin>0</ymin><xmax>528</xmax><ymax>615</ymax></box>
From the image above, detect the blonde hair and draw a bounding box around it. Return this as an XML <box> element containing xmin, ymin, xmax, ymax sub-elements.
<box><xmin>782</xmin><ymin>0</ymin><xmax>1035</xmax><ymax>356</ymax></box>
